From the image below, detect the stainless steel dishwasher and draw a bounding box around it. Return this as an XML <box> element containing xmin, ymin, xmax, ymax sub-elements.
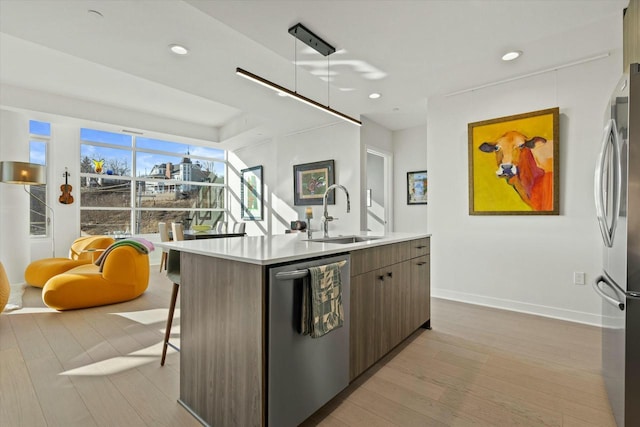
<box><xmin>268</xmin><ymin>254</ymin><xmax>350</xmax><ymax>427</ymax></box>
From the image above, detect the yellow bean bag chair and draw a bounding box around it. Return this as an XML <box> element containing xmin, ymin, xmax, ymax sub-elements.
<box><xmin>42</xmin><ymin>244</ymin><xmax>150</xmax><ymax>311</ymax></box>
<box><xmin>0</xmin><ymin>262</ymin><xmax>10</xmax><ymax>312</ymax></box>
<box><xmin>25</xmin><ymin>235</ymin><xmax>115</xmax><ymax>288</ymax></box>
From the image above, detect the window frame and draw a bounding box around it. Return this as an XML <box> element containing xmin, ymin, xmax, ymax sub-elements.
<box><xmin>28</xmin><ymin>121</ymin><xmax>50</xmax><ymax>238</ymax></box>
<box><xmin>79</xmin><ymin>129</ymin><xmax>227</xmax><ymax>235</ymax></box>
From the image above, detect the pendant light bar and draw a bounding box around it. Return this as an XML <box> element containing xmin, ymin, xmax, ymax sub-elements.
<box><xmin>236</xmin><ymin>67</ymin><xmax>362</xmax><ymax>126</ymax></box>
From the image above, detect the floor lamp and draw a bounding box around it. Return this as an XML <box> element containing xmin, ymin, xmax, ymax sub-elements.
<box><xmin>0</xmin><ymin>161</ymin><xmax>55</xmax><ymax>257</ymax></box>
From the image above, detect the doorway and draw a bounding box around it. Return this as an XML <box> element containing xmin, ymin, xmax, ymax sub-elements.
<box><xmin>365</xmin><ymin>147</ymin><xmax>392</xmax><ymax>232</ymax></box>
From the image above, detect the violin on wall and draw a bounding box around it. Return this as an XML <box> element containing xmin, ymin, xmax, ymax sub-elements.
<box><xmin>59</xmin><ymin>168</ymin><xmax>74</xmax><ymax>205</ymax></box>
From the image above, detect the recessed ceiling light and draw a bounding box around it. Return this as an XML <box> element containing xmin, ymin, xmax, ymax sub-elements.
<box><xmin>502</xmin><ymin>51</ymin><xmax>522</xmax><ymax>61</ymax></box>
<box><xmin>169</xmin><ymin>44</ymin><xmax>189</xmax><ymax>55</ymax></box>
<box><xmin>369</xmin><ymin>93</ymin><xmax>381</xmax><ymax>99</ymax></box>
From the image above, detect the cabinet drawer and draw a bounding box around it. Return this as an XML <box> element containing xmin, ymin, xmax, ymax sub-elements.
<box><xmin>350</xmin><ymin>240</ymin><xmax>424</xmax><ymax>276</ymax></box>
<box><xmin>350</xmin><ymin>241</ymin><xmax>411</xmax><ymax>276</ymax></box>
<box><xmin>351</xmin><ymin>246</ymin><xmax>385</xmax><ymax>276</ymax></box>
<box><xmin>410</xmin><ymin>237</ymin><xmax>430</xmax><ymax>259</ymax></box>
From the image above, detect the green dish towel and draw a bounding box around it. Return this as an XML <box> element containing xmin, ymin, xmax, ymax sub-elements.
<box><xmin>301</xmin><ymin>260</ymin><xmax>347</xmax><ymax>338</ymax></box>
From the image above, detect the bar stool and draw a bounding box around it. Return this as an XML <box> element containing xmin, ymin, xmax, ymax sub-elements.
<box><xmin>161</xmin><ymin>223</ymin><xmax>184</xmax><ymax>366</ymax></box>
<box><xmin>161</xmin><ymin>249</ymin><xmax>181</xmax><ymax>366</ymax></box>
<box><xmin>215</xmin><ymin>221</ymin><xmax>227</xmax><ymax>234</ymax></box>
<box><xmin>232</xmin><ymin>222</ymin><xmax>246</xmax><ymax>234</ymax></box>
<box><xmin>171</xmin><ymin>222</ymin><xmax>184</xmax><ymax>241</ymax></box>
<box><xmin>158</xmin><ymin>222</ymin><xmax>171</xmax><ymax>272</ymax></box>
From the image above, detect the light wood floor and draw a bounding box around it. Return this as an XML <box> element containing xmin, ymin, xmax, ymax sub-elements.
<box><xmin>1</xmin><ymin>270</ymin><xmax>615</xmax><ymax>427</ymax></box>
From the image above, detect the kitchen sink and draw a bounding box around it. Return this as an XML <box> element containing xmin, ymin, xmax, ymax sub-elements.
<box><xmin>306</xmin><ymin>236</ymin><xmax>382</xmax><ymax>244</ymax></box>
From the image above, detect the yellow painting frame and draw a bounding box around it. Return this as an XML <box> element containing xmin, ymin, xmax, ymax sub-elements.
<box><xmin>468</xmin><ymin>107</ymin><xmax>559</xmax><ymax>215</ymax></box>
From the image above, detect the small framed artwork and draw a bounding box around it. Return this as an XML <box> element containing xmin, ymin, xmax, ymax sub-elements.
<box><xmin>468</xmin><ymin>107</ymin><xmax>559</xmax><ymax>215</ymax></box>
<box><xmin>293</xmin><ymin>160</ymin><xmax>335</xmax><ymax>205</ymax></box>
<box><xmin>407</xmin><ymin>170</ymin><xmax>428</xmax><ymax>205</ymax></box>
<box><xmin>241</xmin><ymin>165</ymin><xmax>263</xmax><ymax>220</ymax></box>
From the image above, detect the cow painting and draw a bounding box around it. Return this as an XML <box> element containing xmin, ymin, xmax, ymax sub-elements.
<box><xmin>469</xmin><ymin>107</ymin><xmax>559</xmax><ymax>215</ymax></box>
<box><xmin>478</xmin><ymin>131</ymin><xmax>554</xmax><ymax>211</ymax></box>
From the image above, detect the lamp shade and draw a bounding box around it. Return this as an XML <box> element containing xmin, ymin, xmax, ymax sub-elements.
<box><xmin>0</xmin><ymin>161</ymin><xmax>46</xmax><ymax>185</ymax></box>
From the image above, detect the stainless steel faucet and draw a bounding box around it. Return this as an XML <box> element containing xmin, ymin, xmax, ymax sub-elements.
<box><xmin>322</xmin><ymin>184</ymin><xmax>351</xmax><ymax>237</ymax></box>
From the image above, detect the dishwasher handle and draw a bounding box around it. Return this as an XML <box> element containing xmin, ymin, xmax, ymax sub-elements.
<box><xmin>274</xmin><ymin>260</ymin><xmax>347</xmax><ymax>281</ymax></box>
<box><xmin>275</xmin><ymin>269</ymin><xmax>309</xmax><ymax>280</ymax></box>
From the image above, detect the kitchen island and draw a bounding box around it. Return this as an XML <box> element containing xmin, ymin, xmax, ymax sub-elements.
<box><xmin>159</xmin><ymin>232</ymin><xmax>431</xmax><ymax>427</ymax></box>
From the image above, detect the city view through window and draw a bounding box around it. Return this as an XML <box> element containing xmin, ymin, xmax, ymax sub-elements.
<box><xmin>79</xmin><ymin>128</ymin><xmax>226</xmax><ymax>235</ymax></box>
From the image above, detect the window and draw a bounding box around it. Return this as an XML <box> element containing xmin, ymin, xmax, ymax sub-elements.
<box><xmin>79</xmin><ymin>129</ymin><xmax>226</xmax><ymax>235</ymax></box>
<box><xmin>29</xmin><ymin>120</ymin><xmax>50</xmax><ymax>236</ymax></box>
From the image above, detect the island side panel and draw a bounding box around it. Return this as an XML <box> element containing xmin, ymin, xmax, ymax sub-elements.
<box><xmin>180</xmin><ymin>252</ymin><xmax>265</xmax><ymax>427</ymax></box>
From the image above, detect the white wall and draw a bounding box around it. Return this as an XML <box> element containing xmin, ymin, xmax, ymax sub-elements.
<box><xmin>228</xmin><ymin>139</ymin><xmax>278</xmax><ymax>236</ymax></box>
<box><xmin>0</xmin><ymin>109</ymin><xmax>31</xmax><ymax>283</ymax></box>
<box><xmin>426</xmin><ymin>49</ymin><xmax>621</xmax><ymax>325</ymax></box>
<box><xmin>229</xmin><ymin>122</ymin><xmax>361</xmax><ymax>236</ymax></box>
<box><xmin>47</xmin><ymin>124</ymin><xmax>81</xmax><ymax>259</ymax></box>
<box><xmin>361</xmin><ymin>118</ymin><xmax>393</xmax><ymax>153</ymax></box>
<box><xmin>393</xmin><ymin>125</ymin><xmax>428</xmax><ymax>232</ymax></box>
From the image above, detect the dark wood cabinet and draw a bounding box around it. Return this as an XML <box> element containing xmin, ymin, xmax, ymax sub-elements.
<box><xmin>178</xmin><ymin>235</ymin><xmax>431</xmax><ymax>424</ymax></box>
<box><xmin>379</xmin><ymin>262</ymin><xmax>408</xmax><ymax>352</ymax></box>
<box><xmin>180</xmin><ymin>253</ymin><xmax>264</xmax><ymax>426</ymax></box>
<box><xmin>349</xmin><ymin>237</ymin><xmax>430</xmax><ymax>381</ymax></box>
<box><xmin>349</xmin><ymin>270</ymin><xmax>378</xmax><ymax>379</ymax></box>
<box><xmin>409</xmin><ymin>255</ymin><xmax>430</xmax><ymax>332</ymax></box>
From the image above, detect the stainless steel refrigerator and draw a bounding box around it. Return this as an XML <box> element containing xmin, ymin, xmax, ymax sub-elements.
<box><xmin>593</xmin><ymin>62</ymin><xmax>640</xmax><ymax>427</ymax></box>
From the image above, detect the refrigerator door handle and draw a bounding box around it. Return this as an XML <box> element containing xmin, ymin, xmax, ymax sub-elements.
<box><xmin>593</xmin><ymin>275</ymin><xmax>625</xmax><ymax>311</ymax></box>
<box><xmin>611</xmin><ymin>123</ymin><xmax>622</xmax><ymax>245</ymax></box>
<box><xmin>594</xmin><ymin>119</ymin><xmax>620</xmax><ymax>248</ymax></box>
<box><xmin>600</xmin><ymin>271</ymin><xmax>640</xmax><ymax>299</ymax></box>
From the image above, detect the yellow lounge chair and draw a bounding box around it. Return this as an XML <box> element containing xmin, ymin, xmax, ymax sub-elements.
<box><xmin>42</xmin><ymin>244</ymin><xmax>149</xmax><ymax>311</ymax></box>
<box><xmin>24</xmin><ymin>235</ymin><xmax>115</xmax><ymax>288</ymax></box>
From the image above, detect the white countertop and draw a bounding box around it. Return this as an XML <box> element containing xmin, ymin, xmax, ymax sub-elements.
<box><xmin>157</xmin><ymin>232</ymin><xmax>430</xmax><ymax>265</ymax></box>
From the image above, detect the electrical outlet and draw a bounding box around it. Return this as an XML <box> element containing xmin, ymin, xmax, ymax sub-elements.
<box><xmin>573</xmin><ymin>272</ymin><xmax>586</xmax><ymax>285</ymax></box>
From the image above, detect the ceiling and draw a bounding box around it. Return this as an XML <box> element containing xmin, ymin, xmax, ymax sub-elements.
<box><xmin>0</xmin><ymin>0</ymin><xmax>628</xmax><ymax>150</ymax></box>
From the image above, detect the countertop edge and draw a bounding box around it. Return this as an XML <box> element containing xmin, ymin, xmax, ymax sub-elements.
<box><xmin>157</xmin><ymin>232</ymin><xmax>431</xmax><ymax>266</ymax></box>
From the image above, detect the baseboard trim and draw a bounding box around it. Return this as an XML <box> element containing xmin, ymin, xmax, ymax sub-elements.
<box><xmin>431</xmin><ymin>288</ymin><xmax>603</xmax><ymax>327</ymax></box>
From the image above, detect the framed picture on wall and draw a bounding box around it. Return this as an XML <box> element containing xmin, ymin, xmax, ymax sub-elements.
<box><xmin>241</xmin><ymin>165</ymin><xmax>263</xmax><ymax>220</ymax></box>
<box><xmin>468</xmin><ymin>107</ymin><xmax>559</xmax><ymax>215</ymax></box>
<box><xmin>407</xmin><ymin>170</ymin><xmax>428</xmax><ymax>205</ymax></box>
<box><xmin>293</xmin><ymin>160</ymin><xmax>335</xmax><ymax>205</ymax></box>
